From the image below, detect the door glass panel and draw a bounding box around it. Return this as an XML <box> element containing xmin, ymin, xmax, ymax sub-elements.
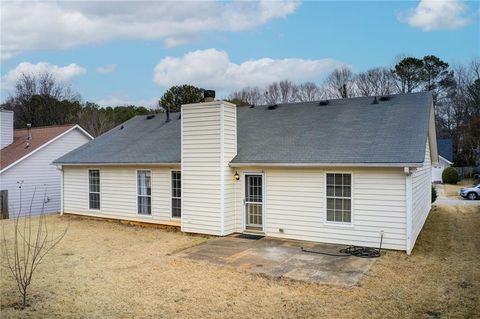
<box><xmin>245</xmin><ymin>175</ymin><xmax>263</xmax><ymax>229</ymax></box>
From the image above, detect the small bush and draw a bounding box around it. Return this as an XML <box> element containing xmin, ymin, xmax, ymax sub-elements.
<box><xmin>431</xmin><ymin>185</ymin><xmax>438</xmax><ymax>203</ymax></box>
<box><xmin>442</xmin><ymin>167</ymin><xmax>459</xmax><ymax>184</ymax></box>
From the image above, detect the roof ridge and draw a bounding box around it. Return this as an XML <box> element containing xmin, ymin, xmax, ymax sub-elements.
<box><xmin>15</xmin><ymin>123</ymin><xmax>76</xmax><ymax>131</ymax></box>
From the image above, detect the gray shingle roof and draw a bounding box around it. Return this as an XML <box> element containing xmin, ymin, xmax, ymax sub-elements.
<box><xmin>437</xmin><ymin>138</ymin><xmax>453</xmax><ymax>162</ymax></box>
<box><xmin>54</xmin><ymin>92</ymin><xmax>432</xmax><ymax>165</ymax></box>
<box><xmin>54</xmin><ymin>114</ymin><xmax>181</xmax><ymax>164</ymax></box>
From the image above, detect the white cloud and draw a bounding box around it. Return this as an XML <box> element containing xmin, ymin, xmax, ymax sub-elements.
<box><xmin>153</xmin><ymin>49</ymin><xmax>343</xmax><ymax>91</ymax></box>
<box><xmin>96</xmin><ymin>64</ymin><xmax>117</xmax><ymax>74</ymax></box>
<box><xmin>1</xmin><ymin>1</ymin><xmax>300</xmax><ymax>60</ymax></box>
<box><xmin>399</xmin><ymin>0</ymin><xmax>472</xmax><ymax>31</ymax></box>
<box><xmin>1</xmin><ymin>62</ymin><xmax>86</xmax><ymax>91</ymax></box>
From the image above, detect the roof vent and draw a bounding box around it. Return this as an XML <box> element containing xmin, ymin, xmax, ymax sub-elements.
<box><xmin>379</xmin><ymin>96</ymin><xmax>390</xmax><ymax>101</ymax></box>
<box><xmin>146</xmin><ymin>114</ymin><xmax>155</xmax><ymax>120</ymax></box>
<box><xmin>26</xmin><ymin>123</ymin><xmax>32</xmax><ymax>140</ymax></box>
<box><xmin>372</xmin><ymin>96</ymin><xmax>379</xmax><ymax>104</ymax></box>
<box><xmin>318</xmin><ymin>100</ymin><xmax>329</xmax><ymax>106</ymax></box>
<box><xmin>249</xmin><ymin>104</ymin><xmax>255</xmax><ymax>108</ymax></box>
<box><xmin>267</xmin><ymin>104</ymin><xmax>278</xmax><ymax>110</ymax></box>
<box><xmin>119</xmin><ymin>125</ymin><xmax>124</xmax><ymax>130</ymax></box>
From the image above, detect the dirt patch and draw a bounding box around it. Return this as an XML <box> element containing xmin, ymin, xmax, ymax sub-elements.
<box><xmin>1</xmin><ymin>206</ymin><xmax>479</xmax><ymax>318</ymax></box>
<box><xmin>443</xmin><ymin>179</ymin><xmax>476</xmax><ymax>199</ymax></box>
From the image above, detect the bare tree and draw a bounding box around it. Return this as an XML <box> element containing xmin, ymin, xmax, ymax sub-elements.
<box><xmin>355</xmin><ymin>67</ymin><xmax>397</xmax><ymax>97</ymax></box>
<box><xmin>296</xmin><ymin>82</ymin><xmax>323</xmax><ymax>101</ymax></box>
<box><xmin>278</xmin><ymin>80</ymin><xmax>298</xmax><ymax>103</ymax></box>
<box><xmin>77</xmin><ymin>102</ymin><xmax>114</xmax><ymax>137</ymax></box>
<box><xmin>229</xmin><ymin>86</ymin><xmax>264</xmax><ymax>105</ymax></box>
<box><xmin>265</xmin><ymin>82</ymin><xmax>281</xmax><ymax>104</ymax></box>
<box><xmin>1</xmin><ymin>186</ymin><xmax>68</xmax><ymax>309</ymax></box>
<box><xmin>4</xmin><ymin>72</ymin><xmax>81</xmax><ymax>128</ymax></box>
<box><xmin>324</xmin><ymin>66</ymin><xmax>355</xmax><ymax>98</ymax></box>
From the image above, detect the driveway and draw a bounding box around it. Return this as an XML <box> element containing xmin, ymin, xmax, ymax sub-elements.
<box><xmin>176</xmin><ymin>235</ymin><xmax>377</xmax><ymax>287</ymax></box>
<box><xmin>434</xmin><ymin>183</ymin><xmax>480</xmax><ymax>206</ymax></box>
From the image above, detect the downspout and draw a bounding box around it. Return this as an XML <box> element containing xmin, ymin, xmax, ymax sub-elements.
<box><xmin>60</xmin><ymin>165</ymin><xmax>64</xmax><ymax>215</ymax></box>
<box><xmin>404</xmin><ymin>167</ymin><xmax>413</xmax><ymax>255</ymax></box>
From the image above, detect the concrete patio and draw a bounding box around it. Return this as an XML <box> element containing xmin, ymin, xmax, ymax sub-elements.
<box><xmin>176</xmin><ymin>235</ymin><xmax>378</xmax><ymax>286</ymax></box>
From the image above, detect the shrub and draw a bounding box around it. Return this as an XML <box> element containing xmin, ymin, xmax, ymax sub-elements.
<box><xmin>442</xmin><ymin>167</ymin><xmax>459</xmax><ymax>184</ymax></box>
<box><xmin>431</xmin><ymin>185</ymin><xmax>438</xmax><ymax>203</ymax></box>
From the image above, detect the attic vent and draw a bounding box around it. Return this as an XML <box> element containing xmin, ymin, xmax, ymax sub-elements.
<box><xmin>379</xmin><ymin>96</ymin><xmax>390</xmax><ymax>101</ymax></box>
<box><xmin>146</xmin><ymin>114</ymin><xmax>155</xmax><ymax>120</ymax></box>
<box><xmin>267</xmin><ymin>104</ymin><xmax>278</xmax><ymax>110</ymax></box>
<box><xmin>318</xmin><ymin>100</ymin><xmax>329</xmax><ymax>106</ymax></box>
<box><xmin>372</xmin><ymin>96</ymin><xmax>379</xmax><ymax>104</ymax></box>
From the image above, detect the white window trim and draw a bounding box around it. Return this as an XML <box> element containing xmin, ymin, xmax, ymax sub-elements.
<box><xmin>88</xmin><ymin>169</ymin><xmax>101</xmax><ymax>211</ymax></box>
<box><xmin>170</xmin><ymin>169</ymin><xmax>181</xmax><ymax>220</ymax></box>
<box><xmin>242</xmin><ymin>171</ymin><xmax>266</xmax><ymax>233</ymax></box>
<box><xmin>136</xmin><ymin>169</ymin><xmax>152</xmax><ymax>216</ymax></box>
<box><xmin>323</xmin><ymin>171</ymin><xmax>354</xmax><ymax>227</ymax></box>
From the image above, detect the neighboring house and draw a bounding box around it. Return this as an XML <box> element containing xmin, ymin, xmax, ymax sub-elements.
<box><xmin>432</xmin><ymin>138</ymin><xmax>453</xmax><ymax>183</ymax></box>
<box><xmin>54</xmin><ymin>92</ymin><xmax>438</xmax><ymax>254</ymax></box>
<box><xmin>0</xmin><ymin>109</ymin><xmax>93</xmax><ymax>216</ymax></box>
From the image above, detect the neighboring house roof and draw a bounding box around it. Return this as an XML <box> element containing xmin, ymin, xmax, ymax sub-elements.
<box><xmin>437</xmin><ymin>138</ymin><xmax>453</xmax><ymax>162</ymax></box>
<box><xmin>54</xmin><ymin>92</ymin><xmax>433</xmax><ymax>166</ymax></box>
<box><xmin>0</xmin><ymin>124</ymin><xmax>93</xmax><ymax>172</ymax></box>
<box><xmin>438</xmin><ymin>155</ymin><xmax>453</xmax><ymax>165</ymax></box>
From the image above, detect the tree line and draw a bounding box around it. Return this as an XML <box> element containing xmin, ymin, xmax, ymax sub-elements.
<box><xmin>227</xmin><ymin>55</ymin><xmax>479</xmax><ymax>166</ymax></box>
<box><xmin>2</xmin><ymin>55</ymin><xmax>479</xmax><ymax>166</ymax></box>
<box><xmin>2</xmin><ymin>73</ymin><xmax>153</xmax><ymax>137</ymax></box>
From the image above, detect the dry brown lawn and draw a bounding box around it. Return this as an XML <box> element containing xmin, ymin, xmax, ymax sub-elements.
<box><xmin>443</xmin><ymin>179</ymin><xmax>476</xmax><ymax>199</ymax></box>
<box><xmin>1</xmin><ymin>205</ymin><xmax>479</xmax><ymax>319</ymax></box>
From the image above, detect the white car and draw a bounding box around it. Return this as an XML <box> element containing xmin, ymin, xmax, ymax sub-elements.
<box><xmin>460</xmin><ymin>184</ymin><xmax>480</xmax><ymax>200</ymax></box>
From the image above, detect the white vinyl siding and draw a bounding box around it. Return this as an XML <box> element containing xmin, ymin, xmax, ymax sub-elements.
<box><xmin>233</xmin><ymin>167</ymin><xmax>407</xmax><ymax>250</ymax></box>
<box><xmin>181</xmin><ymin>102</ymin><xmax>237</xmax><ymax>236</ymax></box>
<box><xmin>222</xmin><ymin>104</ymin><xmax>237</xmax><ymax>235</ymax></box>
<box><xmin>0</xmin><ymin>128</ymin><xmax>90</xmax><ymax>216</ymax></box>
<box><xmin>411</xmin><ymin>139</ymin><xmax>432</xmax><ymax>249</ymax></box>
<box><xmin>63</xmin><ymin>166</ymin><xmax>178</xmax><ymax>224</ymax></box>
<box><xmin>0</xmin><ymin>110</ymin><xmax>14</xmax><ymax>149</ymax></box>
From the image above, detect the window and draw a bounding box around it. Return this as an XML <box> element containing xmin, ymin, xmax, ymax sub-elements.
<box><xmin>137</xmin><ymin>170</ymin><xmax>151</xmax><ymax>215</ymax></box>
<box><xmin>326</xmin><ymin>173</ymin><xmax>352</xmax><ymax>224</ymax></box>
<box><xmin>171</xmin><ymin>171</ymin><xmax>181</xmax><ymax>218</ymax></box>
<box><xmin>89</xmin><ymin>170</ymin><xmax>100</xmax><ymax>210</ymax></box>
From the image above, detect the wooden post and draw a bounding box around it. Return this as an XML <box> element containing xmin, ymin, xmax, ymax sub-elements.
<box><xmin>1</xmin><ymin>190</ymin><xmax>9</xmax><ymax>219</ymax></box>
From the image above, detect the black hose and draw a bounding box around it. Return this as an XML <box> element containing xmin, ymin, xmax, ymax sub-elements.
<box><xmin>301</xmin><ymin>232</ymin><xmax>384</xmax><ymax>259</ymax></box>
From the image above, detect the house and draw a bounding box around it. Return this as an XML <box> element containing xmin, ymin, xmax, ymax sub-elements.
<box><xmin>432</xmin><ymin>138</ymin><xmax>453</xmax><ymax>183</ymax></box>
<box><xmin>54</xmin><ymin>92</ymin><xmax>438</xmax><ymax>254</ymax></box>
<box><xmin>0</xmin><ymin>109</ymin><xmax>93</xmax><ymax>216</ymax></box>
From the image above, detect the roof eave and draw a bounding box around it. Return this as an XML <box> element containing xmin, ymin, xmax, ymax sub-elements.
<box><xmin>228</xmin><ymin>162</ymin><xmax>423</xmax><ymax>168</ymax></box>
<box><xmin>54</xmin><ymin>162</ymin><xmax>181</xmax><ymax>167</ymax></box>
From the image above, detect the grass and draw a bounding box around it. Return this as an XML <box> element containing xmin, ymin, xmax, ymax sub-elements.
<box><xmin>1</xmin><ymin>205</ymin><xmax>479</xmax><ymax>318</ymax></box>
<box><xmin>443</xmin><ymin>178</ymin><xmax>476</xmax><ymax>198</ymax></box>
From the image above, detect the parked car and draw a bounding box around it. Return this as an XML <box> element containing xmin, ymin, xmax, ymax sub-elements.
<box><xmin>459</xmin><ymin>184</ymin><xmax>480</xmax><ymax>200</ymax></box>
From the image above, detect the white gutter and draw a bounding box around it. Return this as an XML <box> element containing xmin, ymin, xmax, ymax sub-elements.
<box><xmin>229</xmin><ymin>162</ymin><xmax>423</xmax><ymax>168</ymax></box>
<box><xmin>54</xmin><ymin>162</ymin><xmax>181</xmax><ymax>167</ymax></box>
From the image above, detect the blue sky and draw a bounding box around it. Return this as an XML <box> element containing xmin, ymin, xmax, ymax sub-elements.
<box><xmin>1</xmin><ymin>0</ymin><xmax>479</xmax><ymax>107</ymax></box>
